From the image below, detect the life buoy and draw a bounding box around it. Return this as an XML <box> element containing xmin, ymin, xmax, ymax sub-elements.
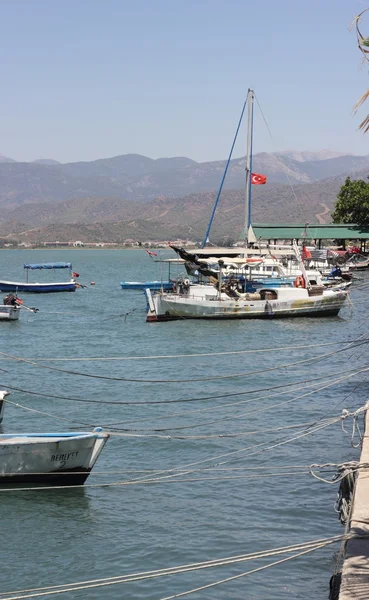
<box><xmin>294</xmin><ymin>275</ymin><xmax>305</xmax><ymax>288</ymax></box>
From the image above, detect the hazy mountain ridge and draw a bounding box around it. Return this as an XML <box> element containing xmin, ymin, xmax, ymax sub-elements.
<box><xmin>0</xmin><ymin>150</ymin><xmax>368</xmax><ymax>244</ymax></box>
<box><xmin>0</xmin><ymin>172</ymin><xmax>350</xmax><ymax>244</ymax></box>
<box><xmin>0</xmin><ymin>150</ymin><xmax>368</xmax><ymax>210</ymax></box>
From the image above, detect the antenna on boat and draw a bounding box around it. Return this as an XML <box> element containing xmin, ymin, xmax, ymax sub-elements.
<box><xmin>244</xmin><ymin>88</ymin><xmax>254</xmax><ymax>244</ymax></box>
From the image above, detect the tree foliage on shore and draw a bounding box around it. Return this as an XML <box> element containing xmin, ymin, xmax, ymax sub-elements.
<box><xmin>332</xmin><ymin>176</ymin><xmax>369</xmax><ymax>225</ymax></box>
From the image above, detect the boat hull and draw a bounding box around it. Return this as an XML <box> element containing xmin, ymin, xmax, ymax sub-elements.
<box><xmin>121</xmin><ymin>281</ymin><xmax>174</xmax><ymax>291</ymax></box>
<box><xmin>146</xmin><ymin>289</ymin><xmax>348</xmax><ymax>321</ymax></box>
<box><xmin>0</xmin><ymin>281</ymin><xmax>76</xmax><ymax>293</ymax></box>
<box><xmin>0</xmin><ymin>431</ymin><xmax>109</xmax><ymax>486</ymax></box>
<box><xmin>0</xmin><ymin>306</ymin><xmax>19</xmax><ymax>321</ymax></box>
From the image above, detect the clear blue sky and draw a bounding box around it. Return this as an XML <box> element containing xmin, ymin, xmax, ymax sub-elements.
<box><xmin>0</xmin><ymin>0</ymin><xmax>368</xmax><ymax>163</ymax></box>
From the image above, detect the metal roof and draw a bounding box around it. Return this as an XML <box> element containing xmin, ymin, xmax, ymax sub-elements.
<box><xmin>252</xmin><ymin>224</ymin><xmax>369</xmax><ymax>240</ymax></box>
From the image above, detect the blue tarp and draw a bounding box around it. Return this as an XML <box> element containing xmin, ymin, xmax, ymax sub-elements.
<box><xmin>23</xmin><ymin>262</ymin><xmax>72</xmax><ymax>270</ymax></box>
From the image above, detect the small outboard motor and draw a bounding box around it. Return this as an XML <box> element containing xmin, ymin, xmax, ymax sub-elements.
<box><xmin>3</xmin><ymin>294</ymin><xmax>17</xmax><ymax>306</ymax></box>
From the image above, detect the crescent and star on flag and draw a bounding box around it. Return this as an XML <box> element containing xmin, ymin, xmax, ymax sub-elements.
<box><xmin>251</xmin><ymin>173</ymin><xmax>267</xmax><ymax>185</ymax></box>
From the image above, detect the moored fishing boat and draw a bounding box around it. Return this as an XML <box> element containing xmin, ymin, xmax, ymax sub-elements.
<box><xmin>146</xmin><ymin>282</ymin><xmax>348</xmax><ymax>321</ymax></box>
<box><xmin>0</xmin><ymin>428</ymin><xmax>109</xmax><ymax>485</ymax></box>
<box><xmin>0</xmin><ymin>262</ymin><xmax>77</xmax><ymax>293</ymax></box>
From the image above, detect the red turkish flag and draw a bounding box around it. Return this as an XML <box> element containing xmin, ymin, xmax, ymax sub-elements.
<box><xmin>251</xmin><ymin>173</ymin><xmax>267</xmax><ymax>185</ymax></box>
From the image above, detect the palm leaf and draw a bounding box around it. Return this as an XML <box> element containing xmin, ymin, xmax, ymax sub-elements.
<box><xmin>354</xmin><ymin>89</ymin><xmax>369</xmax><ymax>113</ymax></box>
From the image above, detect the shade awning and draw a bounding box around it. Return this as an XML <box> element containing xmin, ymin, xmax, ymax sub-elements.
<box><xmin>23</xmin><ymin>262</ymin><xmax>72</xmax><ymax>270</ymax></box>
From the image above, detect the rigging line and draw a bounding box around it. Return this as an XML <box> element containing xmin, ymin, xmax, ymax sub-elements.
<box><xmin>0</xmin><ymin>465</ymin><xmax>324</xmax><ymax>476</ymax></box>
<box><xmin>201</xmin><ymin>97</ymin><xmax>247</xmax><ymax>247</ymax></box>
<box><xmin>254</xmin><ymin>95</ymin><xmax>322</xmax><ymax>233</ymax></box>
<box><xmin>0</xmin><ymin>338</ymin><xmax>367</xmax><ymax>384</ymax></box>
<box><xmin>0</xmin><ymin>471</ymin><xmax>318</xmax><ymax>495</ymax></box>
<box><xmin>150</xmin><ymin>419</ymin><xmax>344</xmax><ymax>479</ymax></box>
<box><xmin>3</xmin><ymin>398</ymin><xmax>95</xmax><ymax>428</ymax></box>
<box><xmin>0</xmin><ymin>536</ymin><xmax>343</xmax><ymax>598</ymax></box>
<box><xmin>1</xmin><ymin>339</ymin><xmax>360</xmax><ymax>362</ymax></box>
<box><xmin>0</xmin><ymin>374</ymin><xmax>342</xmax><ymax>406</ymax></box>
<box><xmin>5</xmin><ymin>387</ymin><xmax>337</xmax><ymax>440</ymax></box>
<box><xmin>121</xmin><ymin>420</ymin><xmax>342</xmax><ymax>488</ymax></box>
<box><xmin>2</xmin><ymin>362</ymin><xmax>366</xmax><ymax>408</ymax></box>
<box><xmin>205</xmin><ymin>418</ymin><xmax>343</xmax><ymax>470</ymax></box>
<box><xmin>106</xmin><ymin>419</ymin><xmax>338</xmax><ymax>439</ymax></box>
<box><xmin>103</xmin><ymin>365</ymin><xmax>369</xmax><ymax>425</ymax></box>
<box><xmin>108</xmin><ymin>415</ymin><xmax>343</xmax><ymax>488</ymax></box>
<box><xmin>255</xmin><ymin>94</ymin><xmax>301</xmax><ymax>206</ymax></box>
<box><xmin>158</xmin><ymin>541</ymin><xmax>337</xmax><ymax>600</ymax></box>
<box><xmin>0</xmin><ymin>471</ymin><xmax>312</xmax><ymax>482</ymax></box>
<box><xmin>109</xmin><ymin>367</ymin><xmax>369</xmax><ymax>433</ymax></box>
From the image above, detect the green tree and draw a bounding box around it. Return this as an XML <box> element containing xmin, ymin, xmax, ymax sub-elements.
<box><xmin>332</xmin><ymin>176</ymin><xmax>369</xmax><ymax>225</ymax></box>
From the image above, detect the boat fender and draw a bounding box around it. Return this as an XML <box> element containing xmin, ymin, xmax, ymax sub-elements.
<box><xmin>294</xmin><ymin>275</ymin><xmax>305</xmax><ymax>288</ymax></box>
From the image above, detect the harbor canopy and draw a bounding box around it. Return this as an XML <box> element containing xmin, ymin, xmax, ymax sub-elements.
<box><xmin>23</xmin><ymin>262</ymin><xmax>72</xmax><ymax>270</ymax></box>
<box><xmin>251</xmin><ymin>224</ymin><xmax>369</xmax><ymax>241</ymax></box>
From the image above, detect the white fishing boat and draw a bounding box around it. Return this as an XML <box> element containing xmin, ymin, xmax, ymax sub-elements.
<box><xmin>146</xmin><ymin>281</ymin><xmax>347</xmax><ymax>321</ymax></box>
<box><xmin>0</xmin><ymin>428</ymin><xmax>109</xmax><ymax>485</ymax></box>
<box><xmin>0</xmin><ymin>391</ymin><xmax>9</xmax><ymax>423</ymax></box>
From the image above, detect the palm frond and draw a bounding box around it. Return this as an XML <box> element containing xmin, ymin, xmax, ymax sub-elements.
<box><xmin>359</xmin><ymin>113</ymin><xmax>369</xmax><ymax>133</ymax></box>
<box><xmin>353</xmin><ymin>89</ymin><xmax>369</xmax><ymax>113</ymax></box>
<box><xmin>353</xmin><ymin>9</ymin><xmax>369</xmax><ymax>133</ymax></box>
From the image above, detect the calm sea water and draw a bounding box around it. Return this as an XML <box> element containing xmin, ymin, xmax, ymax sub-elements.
<box><xmin>0</xmin><ymin>248</ymin><xmax>367</xmax><ymax>599</ymax></box>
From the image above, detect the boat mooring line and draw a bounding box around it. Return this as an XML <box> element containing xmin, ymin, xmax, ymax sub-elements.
<box><xmin>106</xmin><ymin>367</ymin><xmax>369</xmax><ymax>433</ymax></box>
<box><xmin>157</xmin><ymin>541</ymin><xmax>338</xmax><ymax>600</ymax></box>
<box><xmin>0</xmin><ymin>339</ymin><xmax>367</xmax><ymax>383</ymax></box>
<box><xmin>2</xmin><ymin>363</ymin><xmax>366</xmax><ymax>410</ymax></box>
<box><xmin>3</xmin><ymin>398</ymin><xmax>95</xmax><ymax>428</ymax></box>
<box><xmin>0</xmin><ymin>338</ymin><xmax>362</xmax><ymax>362</ymax></box>
<box><xmin>0</xmin><ymin>536</ymin><xmax>344</xmax><ymax>599</ymax></box>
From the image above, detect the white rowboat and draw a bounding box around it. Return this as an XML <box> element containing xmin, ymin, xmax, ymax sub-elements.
<box><xmin>0</xmin><ymin>428</ymin><xmax>109</xmax><ymax>485</ymax></box>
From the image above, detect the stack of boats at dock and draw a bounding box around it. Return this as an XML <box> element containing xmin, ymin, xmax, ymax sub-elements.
<box><xmin>144</xmin><ymin>241</ymin><xmax>352</xmax><ymax>322</ymax></box>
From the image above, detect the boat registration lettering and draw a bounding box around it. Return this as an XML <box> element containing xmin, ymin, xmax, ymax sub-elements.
<box><xmin>51</xmin><ymin>451</ymin><xmax>79</xmax><ymax>462</ymax></box>
<box><xmin>272</xmin><ymin>302</ymin><xmax>288</xmax><ymax>308</ymax></box>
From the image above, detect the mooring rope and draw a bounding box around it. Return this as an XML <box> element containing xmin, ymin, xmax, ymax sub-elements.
<box><xmin>0</xmin><ymin>536</ymin><xmax>344</xmax><ymax>599</ymax></box>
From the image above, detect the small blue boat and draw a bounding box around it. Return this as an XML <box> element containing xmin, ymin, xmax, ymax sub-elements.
<box><xmin>0</xmin><ymin>262</ymin><xmax>77</xmax><ymax>293</ymax></box>
<box><xmin>120</xmin><ymin>280</ymin><xmax>174</xmax><ymax>291</ymax></box>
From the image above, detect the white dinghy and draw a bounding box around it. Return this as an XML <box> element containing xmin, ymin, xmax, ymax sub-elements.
<box><xmin>0</xmin><ymin>428</ymin><xmax>109</xmax><ymax>485</ymax></box>
<box><xmin>0</xmin><ymin>304</ymin><xmax>20</xmax><ymax>321</ymax></box>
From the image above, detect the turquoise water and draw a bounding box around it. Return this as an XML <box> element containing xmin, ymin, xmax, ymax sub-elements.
<box><xmin>0</xmin><ymin>249</ymin><xmax>367</xmax><ymax>599</ymax></box>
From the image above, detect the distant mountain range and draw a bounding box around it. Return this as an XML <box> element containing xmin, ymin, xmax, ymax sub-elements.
<box><xmin>0</xmin><ymin>150</ymin><xmax>368</xmax><ymax>243</ymax></box>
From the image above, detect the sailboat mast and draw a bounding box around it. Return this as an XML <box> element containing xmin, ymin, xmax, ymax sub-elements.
<box><xmin>244</xmin><ymin>88</ymin><xmax>254</xmax><ymax>242</ymax></box>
